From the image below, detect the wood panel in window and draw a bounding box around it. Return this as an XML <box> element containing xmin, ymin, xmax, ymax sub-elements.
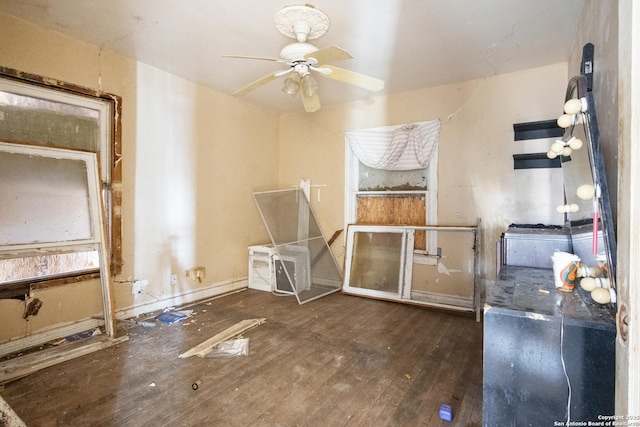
<box><xmin>356</xmin><ymin>195</ymin><xmax>426</xmax><ymax>250</ymax></box>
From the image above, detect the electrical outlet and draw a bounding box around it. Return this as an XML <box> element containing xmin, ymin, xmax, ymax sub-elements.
<box><xmin>171</xmin><ymin>273</ymin><xmax>178</xmax><ymax>286</ymax></box>
<box><xmin>132</xmin><ymin>279</ymin><xmax>149</xmax><ymax>295</ymax></box>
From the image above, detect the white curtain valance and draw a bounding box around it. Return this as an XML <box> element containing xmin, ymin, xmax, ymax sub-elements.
<box><xmin>346</xmin><ymin>119</ymin><xmax>441</xmax><ymax>170</ymax></box>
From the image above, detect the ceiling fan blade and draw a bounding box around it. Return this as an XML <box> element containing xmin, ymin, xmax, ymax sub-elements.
<box><xmin>305</xmin><ymin>45</ymin><xmax>353</xmax><ymax>65</ymax></box>
<box><xmin>274</xmin><ymin>68</ymin><xmax>295</xmax><ymax>78</ymax></box>
<box><xmin>321</xmin><ymin>65</ymin><xmax>385</xmax><ymax>92</ymax></box>
<box><xmin>301</xmin><ymin>91</ymin><xmax>321</xmax><ymax>113</ymax></box>
<box><xmin>232</xmin><ymin>72</ymin><xmax>280</xmax><ymax>97</ymax></box>
<box><xmin>223</xmin><ymin>54</ymin><xmax>286</xmax><ymax>63</ymax></box>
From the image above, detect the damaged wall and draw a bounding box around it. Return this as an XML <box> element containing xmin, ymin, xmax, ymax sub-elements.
<box><xmin>0</xmin><ymin>12</ymin><xmax>279</xmax><ymax>343</ymax></box>
<box><xmin>0</xmin><ymin>280</ymin><xmax>104</xmax><ymax>340</ymax></box>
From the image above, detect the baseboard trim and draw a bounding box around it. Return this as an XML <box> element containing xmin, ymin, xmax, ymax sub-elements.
<box><xmin>115</xmin><ymin>278</ymin><xmax>248</xmax><ymax>320</ymax></box>
<box><xmin>410</xmin><ymin>289</ymin><xmax>474</xmax><ymax>309</ymax></box>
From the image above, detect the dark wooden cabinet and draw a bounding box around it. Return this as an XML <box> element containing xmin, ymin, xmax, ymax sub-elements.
<box><xmin>483</xmin><ymin>266</ymin><xmax>616</xmax><ymax>426</ymax></box>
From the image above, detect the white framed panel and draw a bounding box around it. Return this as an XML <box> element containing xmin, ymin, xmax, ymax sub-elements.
<box><xmin>0</xmin><ymin>142</ymin><xmax>102</xmax><ymax>254</ymax></box>
<box><xmin>253</xmin><ymin>189</ymin><xmax>343</xmax><ymax>304</ymax></box>
<box><xmin>343</xmin><ymin>223</ymin><xmax>481</xmax><ymax>320</ymax></box>
<box><xmin>343</xmin><ymin>224</ymin><xmax>414</xmax><ymax>300</ymax></box>
<box><xmin>0</xmin><ymin>141</ymin><xmax>115</xmax><ymax>336</ymax></box>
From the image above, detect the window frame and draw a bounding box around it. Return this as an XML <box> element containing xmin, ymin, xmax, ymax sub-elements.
<box><xmin>0</xmin><ymin>78</ymin><xmax>112</xmax><ymax>181</ymax></box>
<box><xmin>0</xmin><ymin>67</ymin><xmax>122</xmax><ymax>297</ymax></box>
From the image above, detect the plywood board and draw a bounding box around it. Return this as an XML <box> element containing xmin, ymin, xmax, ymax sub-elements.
<box><xmin>356</xmin><ymin>195</ymin><xmax>426</xmax><ymax>249</ymax></box>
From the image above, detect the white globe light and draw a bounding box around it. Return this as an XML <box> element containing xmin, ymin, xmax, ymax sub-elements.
<box><xmin>591</xmin><ymin>287</ymin><xmax>611</xmax><ymax>304</ymax></box>
<box><xmin>569</xmin><ymin>138</ymin><xmax>583</xmax><ymax>150</ymax></box>
<box><xmin>577</xmin><ymin>184</ymin><xmax>595</xmax><ymax>200</ymax></box>
<box><xmin>564</xmin><ymin>98</ymin><xmax>583</xmax><ymax>115</ymax></box>
<box><xmin>589</xmin><ymin>267</ymin><xmax>602</xmax><ymax>278</ymax></box>
<box><xmin>547</xmin><ymin>150</ymin><xmax>558</xmax><ymax>159</ymax></box>
<box><xmin>551</xmin><ymin>141</ymin><xmax>564</xmax><ymax>153</ymax></box>
<box><xmin>580</xmin><ymin>277</ymin><xmax>597</xmax><ymax>291</ymax></box>
<box><xmin>557</xmin><ymin>114</ymin><xmax>573</xmax><ymax>128</ymax></box>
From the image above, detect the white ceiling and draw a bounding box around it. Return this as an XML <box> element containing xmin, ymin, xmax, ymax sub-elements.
<box><xmin>1</xmin><ymin>0</ymin><xmax>585</xmax><ymax>114</ymax></box>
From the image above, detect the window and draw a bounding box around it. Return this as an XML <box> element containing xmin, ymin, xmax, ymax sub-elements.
<box><xmin>0</xmin><ymin>70</ymin><xmax>121</xmax><ymax>298</ymax></box>
<box><xmin>344</xmin><ymin>121</ymin><xmax>439</xmax><ymax>258</ymax></box>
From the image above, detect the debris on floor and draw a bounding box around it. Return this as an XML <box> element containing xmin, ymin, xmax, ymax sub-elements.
<box><xmin>439</xmin><ymin>403</ymin><xmax>453</xmax><ymax>422</ymax></box>
<box><xmin>52</xmin><ymin>328</ymin><xmax>102</xmax><ymax>345</ymax></box>
<box><xmin>136</xmin><ymin>320</ymin><xmax>156</xmax><ymax>328</ymax></box>
<box><xmin>179</xmin><ymin>318</ymin><xmax>265</xmax><ymax>358</ymax></box>
<box><xmin>1</xmin><ymin>394</ymin><xmax>27</xmax><ymax>427</ymax></box>
<box><xmin>205</xmin><ymin>338</ymin><xmax>249</xmax><ymax>358</ymax></box>
<box><xmin>156</xmin><ymin>309</ymin><xmax>194</xmax><ymax>324</ymax></box>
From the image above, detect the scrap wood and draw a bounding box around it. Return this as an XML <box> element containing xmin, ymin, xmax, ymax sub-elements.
<box><xmin>0</xmin><ymin>335</ymin><xmax>129</xmax><ymax>385</ymax></box>
<box><xmin>179</xmin><ymin>318</ymin><xmax>266</xmax><ymax>358</ymax></box>
<box><xmin>1</xmin><ymin>394</ymin><xmax>26</xmax><ymax>427</ymax></box>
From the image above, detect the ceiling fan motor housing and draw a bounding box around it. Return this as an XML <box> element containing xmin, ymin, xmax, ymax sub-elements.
<box><xmin>292</xmin><ymin>62</ymin><xmax>311</xmax><ymax>76</ymax></box>
<box><xmin>280</xmin><ymin>42</ymin><xmax>319</xmax><ymax>63</ymax></box>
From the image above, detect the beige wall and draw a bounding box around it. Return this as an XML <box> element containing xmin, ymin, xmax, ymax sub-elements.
<box><xmin>279</xmin><ymin>63</ymin><xmax>569</xmax><ymax>292</ymax></box>
<box><xmin>0</xmin><ymin>13</ymin><xmax>279</xmax><ymax>342</ymax></box>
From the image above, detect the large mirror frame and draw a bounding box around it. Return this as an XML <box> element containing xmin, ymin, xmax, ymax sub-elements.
<box><xmin>560</xmin><ymin>75</ymin><xmax>616</xmax><ymax>288</ymax></box>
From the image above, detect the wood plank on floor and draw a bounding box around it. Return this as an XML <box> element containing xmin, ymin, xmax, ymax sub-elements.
<box><xmin>0</xmin><ymin>334</ymin><xmax>129</xmax><ymax>384</ymax></box>
<box><xmin>1</xmin><ymin>289</ymin><xmax>483</xmax><ymax>426</ymax></box>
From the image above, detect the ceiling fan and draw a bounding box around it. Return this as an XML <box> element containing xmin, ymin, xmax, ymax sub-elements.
<box><xmin>224</xmin><ymin>4</ymin><xmax>385</xmax><ymax>113</ymax></box>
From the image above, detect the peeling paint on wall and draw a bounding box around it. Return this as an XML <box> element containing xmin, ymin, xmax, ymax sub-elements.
<box><xmin>437</xmin><ymin>261</ymin><xmax>462</xmax><ymax>276</ymax></box>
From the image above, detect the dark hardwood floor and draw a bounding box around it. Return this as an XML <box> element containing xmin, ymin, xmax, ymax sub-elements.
<box><xmin>2</xmin><ymin>289</ymin><xmax>483</xmax><ymax>426</ymax></box>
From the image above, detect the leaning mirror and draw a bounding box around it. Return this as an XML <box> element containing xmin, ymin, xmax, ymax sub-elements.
<box><xmin>551</xmin><ymin>75</ymin><xmax>617</xmax><ymax>303</ymax></box>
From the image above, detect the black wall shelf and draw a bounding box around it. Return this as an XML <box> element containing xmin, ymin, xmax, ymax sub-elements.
<box><xmin>513</xmin><ymin>153</ymin><xmax>561</xmax><ymax>169</ymax></box>
<box><xmin>513</xmin><ymin>120</ymin><xmax>563</xmax><ymax>141</ymax></box>
<box><xmin>513</xmin><ymin>119</ymin><xmax>563</xmax><ymax>169</ymax></box>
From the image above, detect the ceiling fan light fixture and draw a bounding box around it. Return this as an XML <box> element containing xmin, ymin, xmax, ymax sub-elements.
<box><xmin>282</xmin><ymin>75</ymin><xmax>300</xmax><ymax>96</ymax></box>
<box><xmin>301</xmin><ymin>73</ymin><xmax>319</xmax><ymax>97</ymax></box>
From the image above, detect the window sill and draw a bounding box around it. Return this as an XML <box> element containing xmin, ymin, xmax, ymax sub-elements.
<box><xmin>0</xmin><ymin>270</ymin><xmax>100</xmax><ymax>300</ymax></box>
